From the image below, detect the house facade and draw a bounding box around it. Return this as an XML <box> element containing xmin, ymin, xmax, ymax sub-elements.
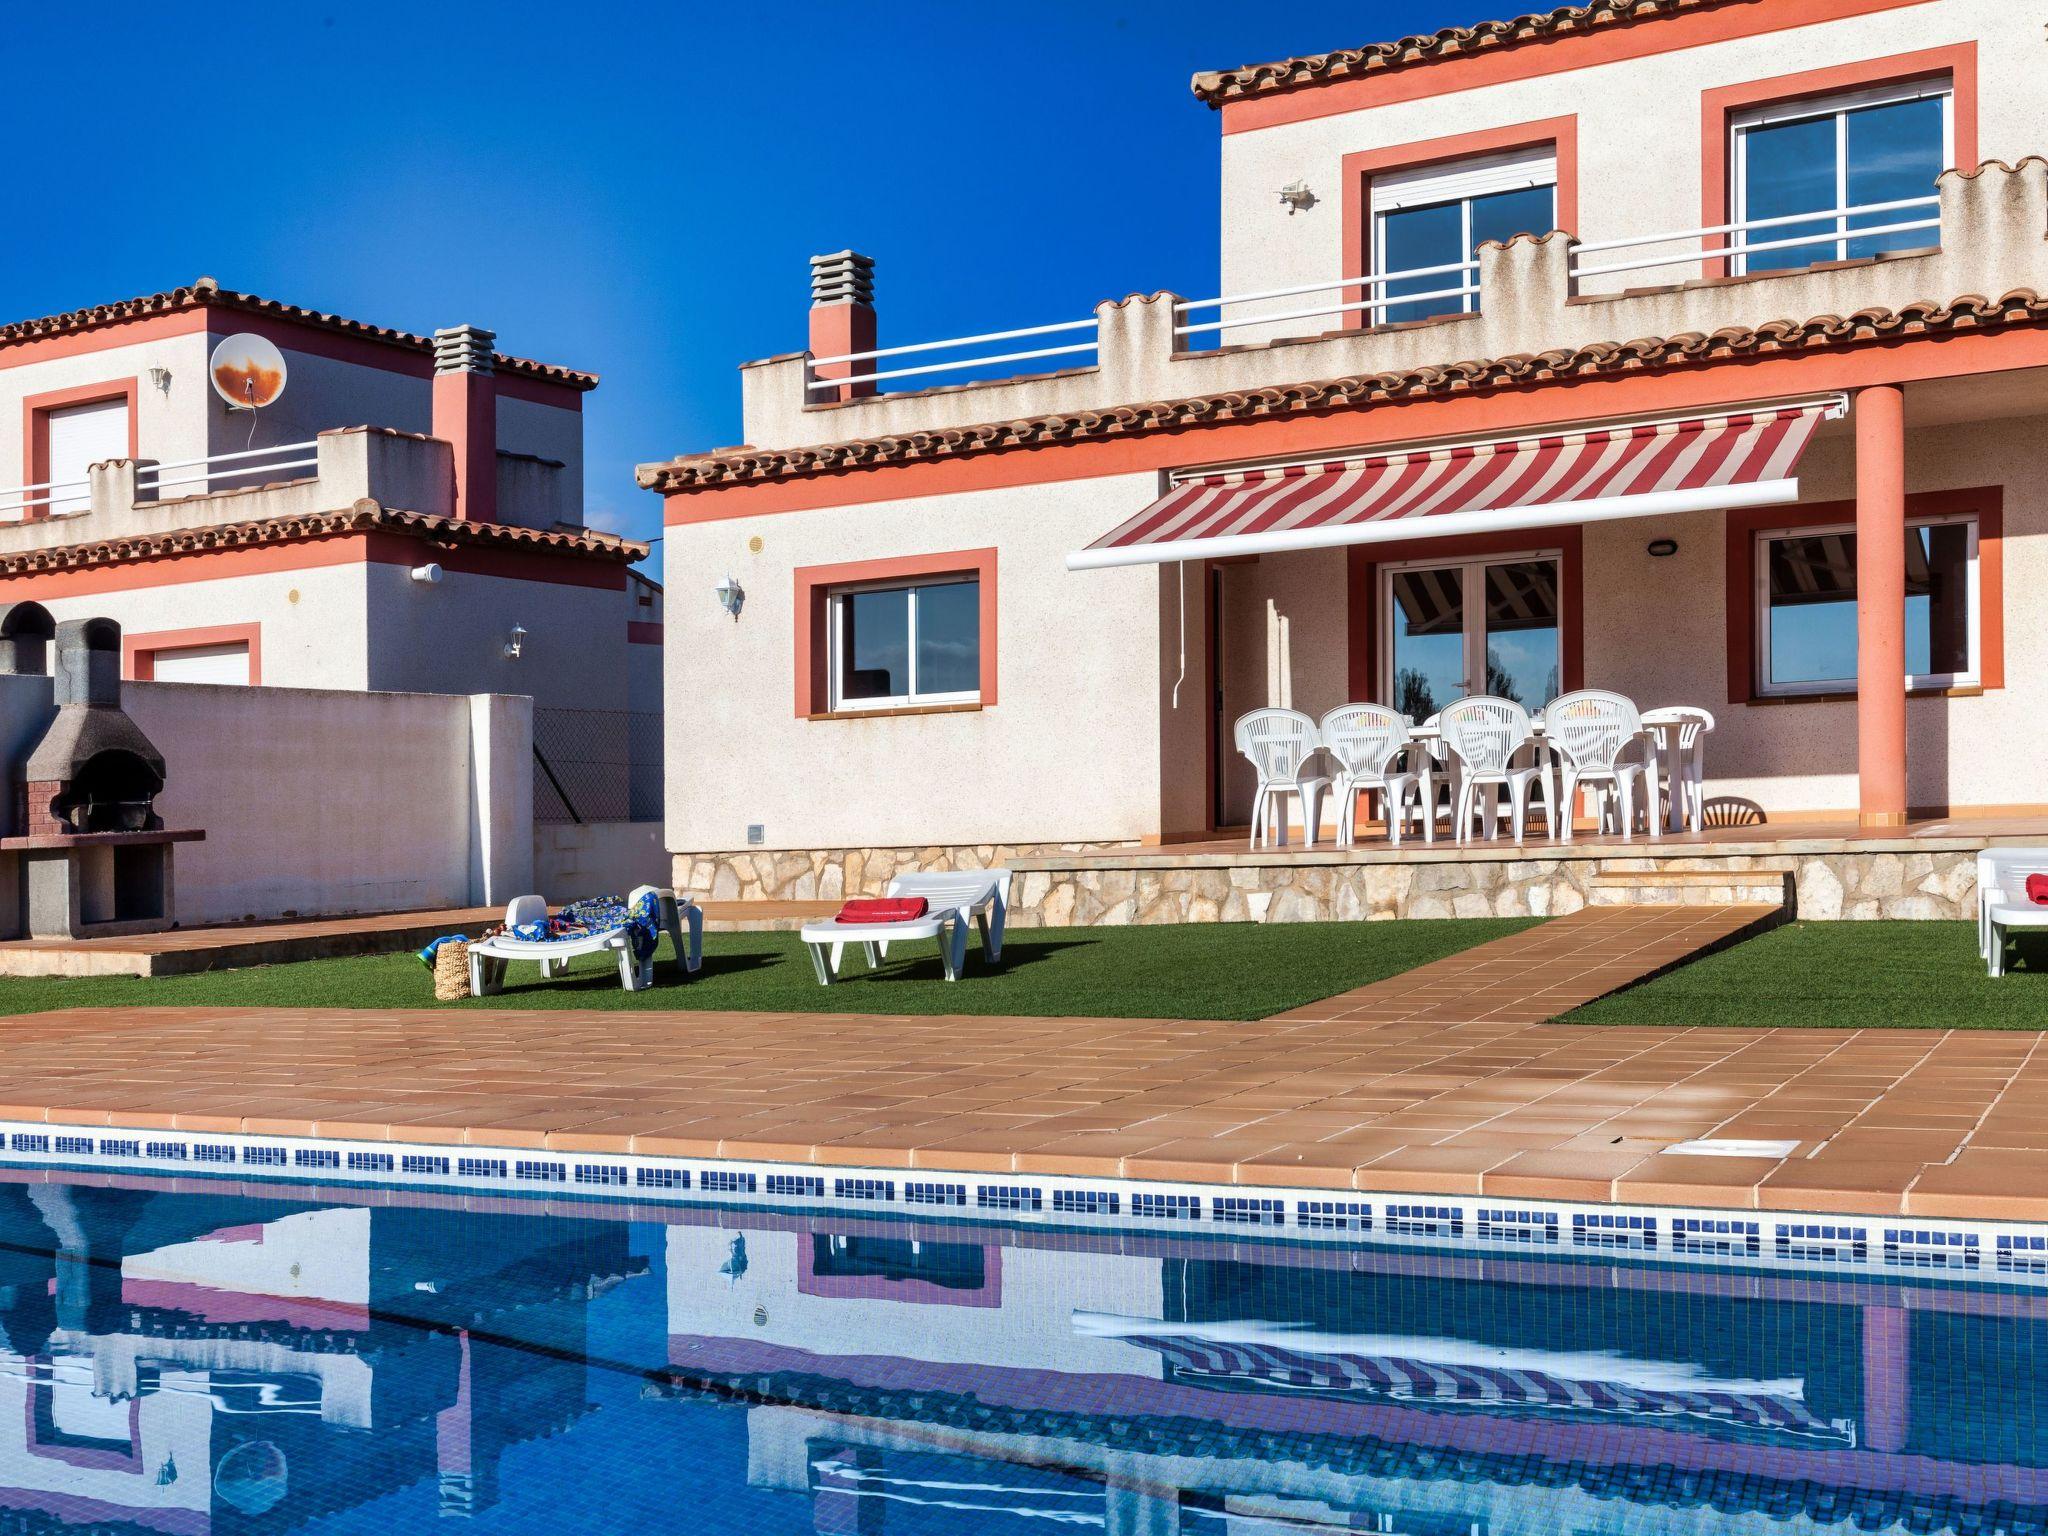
<box><xmin>645</xmin><ymin>0</ymin><xmax>2047</xmax><ymax>903</ymax></box>
<box><xmin>0</xmin><ymin>278</ymin><xmax>657</xmax><ymax>738</ymax></box>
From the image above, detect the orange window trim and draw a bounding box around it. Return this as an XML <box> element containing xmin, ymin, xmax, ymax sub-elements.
<box><xmin>1699</xmin><ymin>43</ymin><xmax>1978</xmax><ymax>278</ymax></box>
<box><xmin>1339</xmin><ymin>117</ymin><xmax>1578</xmax><ymax>332</ymax></box>
<box><xmin>1346</xmin><ymin>526</ymin><xmax>1584</xmax><ymax>705</ymax></box>
<box><xmin>124</xmin><ymin>622</ymin><xmax>263</xmax><ymax>684</ymax></box>
<box><xmin>793</xmin><ymin>548</ymin><xmax>998</xmax><ymax>717</ymax></box>
<box><xmin>1722</xmin><ymin>484</ymin><xmax>2002</xmax><ymax>704</ymax></box>
<box><xmin>22</xmin><ymin>379</ymin><xmax>140</xmax><ymax>523</ymax></box>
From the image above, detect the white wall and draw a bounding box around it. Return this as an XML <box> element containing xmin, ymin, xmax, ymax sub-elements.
<box><xmin>534</xmin><ymin>821</ymin><xmax>668</xmax><ymax>902</ymax></box>
<box><xmin>0</xmin><ymin>332</ymin><xmax>212</xmax><ymax>493</ymax></box>
<box><xmin>663</xmin><ymin>470</ymin><xmax>1180</xmax><ymax>854</ymax></box>
<box><xmin>365</xmin><ymin>562</ymin><xmax>633</xmax><ymax>716</ymax></box>
<box><xmin>1218</xmin><ymin>0</ymin><xmax>2047</xmax><ymax>305</ymax></box>
<box><xmin>496</xmin><ymin>394</ymin><xmax>585</xmax><ymax>522</ymax></box>
<box><xmin>207</xmin><ymin>333</ymin><xmax>429</xmax><ymax>459</ymax></box>
<box><xmin>31</xmin><ymin>563</ymin><xmax>373</xmax><ymax>689</ymax></box>
<box><xmin>119</xmin><ymin>681</ymin><xmax>529</xmax><ymax>922</ymax></box>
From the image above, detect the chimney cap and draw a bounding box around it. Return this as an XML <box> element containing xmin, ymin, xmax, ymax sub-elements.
<box><xmin>433</xmin><ymin>324</ymin><xmax>498</xmax><ymax>374</ymax></box>
<box><xmin>809</xmin><ymin>250</ymin><xmax>875</xmax><ymax>308</ymax></box>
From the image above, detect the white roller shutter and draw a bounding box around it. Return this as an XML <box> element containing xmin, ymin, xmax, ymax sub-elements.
<box><xmin>42</xmin><ymin>398</ymin><xmax>128</xmax><ymax>515</ymax></box>
<box><xmin>149</xmin><ymin>642</ymin><xmax>251</xmax><ymax>686</ymax></box>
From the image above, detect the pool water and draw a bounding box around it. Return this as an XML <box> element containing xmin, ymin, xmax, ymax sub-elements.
<box><xmin>0</xmin><ymin>1171</ymin><xmax>2041</xmax><ymax>1534</ymax></box>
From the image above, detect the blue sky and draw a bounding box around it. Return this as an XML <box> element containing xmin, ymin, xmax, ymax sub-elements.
<box><xmin>0</xmin><ymin>0</ymin><xmax>1491</xmax><ymax>545</ymax></box>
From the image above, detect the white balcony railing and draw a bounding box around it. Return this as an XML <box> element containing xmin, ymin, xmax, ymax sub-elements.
<box><xmin>1173</xmin><ymin>256</ymin><xmax>1481</xmax><ymax>341</ymax></box>
<box><xmin>804</xmin><ymin>257</ymin><xmax>1484</xmax><ymax>398</ymax></box>
<box><xmin>1571</xmin><ymin>195</ymin><xmax>1941</xmax><ymax>282</ymax></box>
<box><xmin>0</xmin><ymin>475</ymin><xmax>91</xmax><ymax>521</ymax></box>
<box><xmin>805</xmin><ymin>317</ymin><xmax>1102</xmax><ymax>397</ymax></box>
<box><xmin>799</xmin><ymin>197</ymin><xmax>1943</xmax><ymax>403</ymax></box>
<box><xmin>134</xmin><ymin>440</ymin><xmax>320</xmax><ymax>498</ymax></box>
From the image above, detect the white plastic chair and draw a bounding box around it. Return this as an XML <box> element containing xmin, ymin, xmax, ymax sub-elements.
<box><xmin>1438</xmin><ymin>696</ymin><xmax>1547</xmax><ymax>843</ymax></box>
<box><xmin>1234</xmin><ymin>708</ymin><xmax>1330</xmax><ymax>848</ymax></box>
<box><xmin>1642</xmin><ymin>705</ymin><xmax>1716</xmax><ymax>833</ymax></box>
<box><xmin>1978</xmin><ymin>847</ymin><xmax>2048</xmax><ymax>977</ymax></box>
<box><xmin>1319</xmin><ymin>704</ymin><xmax>1428</xmax><ymax>846</ymax></box>
<box><xmin>1546</xmin><ymin>690</ymin><xmax>1654</xmax><ymax>841</ymax></box>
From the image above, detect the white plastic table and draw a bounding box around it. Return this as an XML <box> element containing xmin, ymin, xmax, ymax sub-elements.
<box><xmin>801</xmin><ymin>912</ymin><xmax>968</xmax><ymax>984</ymax></box>
<box><xmin>1640</xmin><ymin>706</ymin><xmax>1714</xmax><ymax>833</ymax></box>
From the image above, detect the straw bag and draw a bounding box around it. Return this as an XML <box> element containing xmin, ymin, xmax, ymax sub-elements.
<box><xmin>432</xmin><ymin>940</ymin><xmax>470</xmax><ymax>1002</ymax></box>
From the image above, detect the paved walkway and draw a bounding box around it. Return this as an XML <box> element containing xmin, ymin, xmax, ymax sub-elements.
<box><xmin>1</xmin><ymin>903</ymin><xmax>2041</xmax><ymax>1219</ymax></box>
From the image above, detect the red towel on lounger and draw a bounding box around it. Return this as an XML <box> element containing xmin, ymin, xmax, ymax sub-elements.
<box><xmin>835</xmin><ymin>897</ymin><xmax>930</xmax><ymax>924</ymax></box>
<box><xmin>2027</xmin><ymin>874</ymin><xmax>2048</xmax><ymax>906</ymax></box>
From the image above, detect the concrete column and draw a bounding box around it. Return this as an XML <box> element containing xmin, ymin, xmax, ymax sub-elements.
<box><xmin>432</xmin><ymin>325</ymin><xmax>498</xmax><ymax>523</ymax></box>
<box><xmin>808</xmin><ymin>251</ymin><xmax>878</xmax><ymax>404</ymax></box>
<box><xmin>1855</xmin><ymin>384</ymin><xmax>1908</xmax><ymax>828</ymax></box>
<box><xmin>468</xmin><ymin>693</ymin><xmax>534</xmax><ymax>906</ymax></box>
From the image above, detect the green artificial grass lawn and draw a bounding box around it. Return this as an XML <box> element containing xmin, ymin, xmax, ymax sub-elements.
<box><xmin>0</xmin><ymin>918</ymin><xmax>1539</xmax><ymax>1023</ymax></box>
<box><xmin>1564</xmin><ymin>919</ymin><xmax>2048</xmax><ymax>1029</ymax></box>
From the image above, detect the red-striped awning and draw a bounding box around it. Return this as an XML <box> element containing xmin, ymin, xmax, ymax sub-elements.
<box><xmin>1068</xmin><ymin>398</ymin><xmax>1842</xmax><ymax>571</ymax></box>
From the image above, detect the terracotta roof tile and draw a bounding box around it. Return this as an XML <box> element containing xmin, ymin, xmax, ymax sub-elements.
<box><xmin>0</xmin><ymin>500</ymin><xmax>645</xmax><ymax>578</ymax></box>
<box><xmin>637</xmin><ymin>290</ymin><xmax>2048</xmax><ymax>492</ymax></box>
<box><xmin>1191</xmin><ymin>0</ymin><xmax>1740</xmax><ymax>106</ymax></box>
<box><xmin>0</xmin><ymin>277</ymin><xmax>597</xmax><ymax>390</ymax></box>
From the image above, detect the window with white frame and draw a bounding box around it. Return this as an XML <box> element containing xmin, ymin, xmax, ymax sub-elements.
<box><xmin>1730</xmin><ymin>78</ymin><xmax>1951</xmax><ymax>275</ymax></box>
<box><xmin>1757</xmin><ymin>513</ymin><xmax>1978</xmax><ymax>696</ymax></box>
<box><xmin>1371</xmin><ymin>147</ymin><xmax>1556</xmax><ymax>326</ymax></box>
<box><xmin>827</xmin><ymin>575</ymin><xmax>980</xmax><ymax>710</ymax></box>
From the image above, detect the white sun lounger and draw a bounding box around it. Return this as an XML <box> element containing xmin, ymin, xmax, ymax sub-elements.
<box><xmin>468</xmin><ymin>885</ymin><xmax>703</xmax><ymax>995</ymax></box>
<box><xmin>799</xmin><ymin>868</ymin><xmax>1011</xmax><ymax>985</ymax></box>
<box><xmin>1980</xmin><ymin>848</ymin><xmax>2048</xmax><ymax>977</ymax></box>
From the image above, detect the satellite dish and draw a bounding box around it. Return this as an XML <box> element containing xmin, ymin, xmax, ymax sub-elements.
<box><xmin>209</xmin><ymin>333</ymin><xmax>287</xmax><ymax>410</ymax></box>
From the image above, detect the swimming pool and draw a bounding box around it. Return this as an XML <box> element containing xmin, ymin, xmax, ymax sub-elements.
<box><xmin>0</xmin><ymin>1169</ymin><xmax>2039</xmax><ymax>1534</ymax></box>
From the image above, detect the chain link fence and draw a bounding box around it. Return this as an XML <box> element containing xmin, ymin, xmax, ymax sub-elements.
<box><xmin>533</xmin><ymin>707</ymin><xmax>663</xmax><ymax>823</ymax></box>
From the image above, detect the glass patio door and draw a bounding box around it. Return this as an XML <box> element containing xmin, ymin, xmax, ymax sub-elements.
<box><xmin>1383</xmin><ymin>553</ymin><xmax>1562</xmax><ymax>718</ymax></box>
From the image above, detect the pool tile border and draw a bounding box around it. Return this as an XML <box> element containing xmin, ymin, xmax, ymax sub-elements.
<box><xmin>5</xmin><ymin>1118</ymin><xmax>2044</xmax><ymax>1287</ymax></box>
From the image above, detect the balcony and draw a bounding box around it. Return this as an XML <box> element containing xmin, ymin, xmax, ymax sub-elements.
<box><xmin>737</xmin><ymin>158</ymin><xmax>2045</xmax><ymax>453</ymax></box>
<box><xmin>0</xmin><ymin>428</ymin><xmax>463</xmax><ymax>554</ymax></box>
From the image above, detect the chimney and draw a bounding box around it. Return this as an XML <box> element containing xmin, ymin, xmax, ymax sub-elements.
<box><xmin>807</xmin><ymin>251</ymin><xmax>877</xmax><ymax>403</ymax></box>
<box><xmin>432</xmin><ymin>324</ymin><xmax>498</xmax><ymax>522</ymax></box>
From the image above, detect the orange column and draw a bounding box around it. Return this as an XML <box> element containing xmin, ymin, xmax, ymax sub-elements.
<box><xmin>1855</xmin><ymin>384</ymin><xmax>1908</xmax><ymax>828</ymax></box>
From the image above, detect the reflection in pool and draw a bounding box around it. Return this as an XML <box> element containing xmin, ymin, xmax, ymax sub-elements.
<box><xmin>0</xmin><ymin>1170</ymin><xmax>2038</xmax><ymax>1532</ymax></box>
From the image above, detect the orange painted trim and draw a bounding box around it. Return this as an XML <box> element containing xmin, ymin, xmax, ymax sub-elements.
<box><xmin>0</xmin><ymin>529</ymin><xmax>628</xmax><ymax>602</ymax></box>
<box><xmin>663</xmin><ymin>321</ymin><xmax>2048</xmax><ymax>525</ymax></box>
<box><xmin>792</xmin><ymin>547</ymin><xmax>998</xmax><ymax>717</ymax></box>
<box><xmin>1699</xmin><ymin>43</ymin><xmax>1977</xmax><ymax>279</ymax></box>
<box><xmin>22</xmin><ymin>378</ymin><xmax>140</xmax><ymax>523</ymax></box>
<box><xmin>0</xmin><ymin>308</ymin><xmax>209</xmax><ymax>370</ymax></box>
<box><xmin>1217</xmin><ymin>0</ymin><xmax>1939</xmax><ymax>132</ymax></box>
<box><xmin>124</xmin><ymin>622</ymin><xmax>262</xmax><ymax>685</ymax></box>
<box><xmin>1340</xmin><ymin>117</ymin><xmax>1577</xmax><ymax>331</ymax></box>
<box><xmin>1346</xmin><ymin>526</ymin><xmax>1584</xmax><ymax>705</ymax></box>
<box><xmin>1722</xmin><ymin>483</ymin><xmax>2001</xmax><ymax>704</ymax></box>
<box><xmin>627</xmin><ymin>620</ymin><xmax>664</xmax><ymax>644</ymax></box>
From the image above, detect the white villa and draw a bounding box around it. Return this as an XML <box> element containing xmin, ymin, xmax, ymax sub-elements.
<box><xmin>643</xmin><ymin>0</ymin><xmax>2048</xmax><ymax>921</ymax></box>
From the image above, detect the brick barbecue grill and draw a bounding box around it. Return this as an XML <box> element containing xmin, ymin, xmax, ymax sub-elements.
<box><xmin>0</xmin><ymin>606</ymin><xmax>200</xmax><ymax>939</ymax></box>
<box><xmin>20</xmin><ymin>619</ymin><xmax>166</xmax><ymax>835</ymax></box>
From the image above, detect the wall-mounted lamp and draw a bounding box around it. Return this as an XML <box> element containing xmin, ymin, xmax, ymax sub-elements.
<box><xmin>146</xmin><ymin>366</ymin><xmax>173</xmax><ymax>393</ymax></box>
<box><xmin>714</xmin><ymin>574</ymin><xmax>745</xmax><ymax>620</ymax></box>
<box><xmin>503</xmin><ymin>623</ymin><xmax>528</xmax><ymax>660</ymax></box>
<box><xmin>1646</xmin><ymin>538</ymin><xmax>1680</xmax><ymax>558</ymax></box>
<box><xmin>410</xmin><ymin>563</ymin><xmax>443</xmax><ymax>585</ymax></box>
<box><xmin>1278</xmin><ymin>180</ymin><xmax>1317</xmax><ymax>215</ymax></box>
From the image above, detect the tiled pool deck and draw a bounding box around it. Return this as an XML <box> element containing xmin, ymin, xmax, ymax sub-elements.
<box><xmin>1</xmin><ymin>903</ymin><xmax>2042</xmax><ymax>1220</ymax></box>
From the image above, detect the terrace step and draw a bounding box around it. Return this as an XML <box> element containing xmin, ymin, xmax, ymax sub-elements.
<box><xmin>1586</xmin><ymin>865</ymin><xmax>1789</xmax><ymax>907</ymax></box>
